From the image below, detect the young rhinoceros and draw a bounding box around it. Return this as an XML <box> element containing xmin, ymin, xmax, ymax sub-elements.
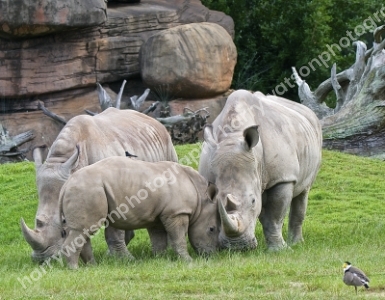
<box><xmin>59</xmin><ymin>156</ymin><xmax>219</xmax><ymax>269</ymax></box>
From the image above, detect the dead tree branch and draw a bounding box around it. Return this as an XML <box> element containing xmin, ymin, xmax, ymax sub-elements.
<box><xmin>97</xmin><ymin>83</ymin><xmax>112</xmax><ymax>111</ymax></box>
<box><xmin>38</xmin><ymin>101</ymin><xmax>67</xmax><ymax>125</ymax></box>
<box><xmin>115</xmin><ymin>80</ymin><xmax>127</xmax><ymax>110</ymax></box>
<box><xmin>291</xmin><ymin>67</ymin><xmax>333</xmax><ymax>119</ymax></box>
<box><xmin>141</xmin><ymin>101</ymin><xmax>159</xmax><ymax>115</ymax></box>
<box><xmin>85</xmin><ymin>109</ymin><xmax>97</xmax><ymax>116</ymax></box>
<box><xmin>331</xmin><ymin>63</ymin><xmax>344</xmax><ymax>112</ymax></box>
<box><xmin>0</xmin><ymin>123</ymin><xmax>35</xmax><ymax>162</ymax></box>
<box><xmin>130</xmin><ymin>88</ymin><xmax>151</xmax><ymax>111</ymax></box>
<box><xmin>293</xmin><ymin>24</ymin><xmax>385</xmax><ymax>159</ymax></box>
<box><xmin>157</xmin><ymin>107</ymin><xmax>210</xmax><ymax>144</ymax></box>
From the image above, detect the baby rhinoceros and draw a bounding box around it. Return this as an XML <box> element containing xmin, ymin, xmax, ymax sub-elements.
<box><xmin>59</xmin><ymin>156</ymin><xmax>219</xmax><ymax>269</ymax></box>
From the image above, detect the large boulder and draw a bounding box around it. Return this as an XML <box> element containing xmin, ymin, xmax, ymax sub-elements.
<box><xmin>0</xmin><ymin>0</ymin><xmax>107</xmax><ymax>39</ymax></box>
<box><xmin>139</xmin><ymin>22</ymin><xmax>237</xmax><ymax>99</ymax></box>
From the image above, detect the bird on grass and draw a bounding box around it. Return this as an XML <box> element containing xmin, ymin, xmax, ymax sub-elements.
<box><xmin>342</xmin><ymin>261</ymin><xmax>370</xmax><ymax>294</ymax></box>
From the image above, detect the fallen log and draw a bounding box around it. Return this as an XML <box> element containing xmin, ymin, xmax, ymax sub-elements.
<box><xmin>157</xmin><ymin>107</ymin><xmax>210</xmax><ymax>144</ymax></box>
<box><xmin>0</xmin><ymin>123</ymin><xmax>35</xmax><ymax>163</ymax></box>
<box><xmin>293</xmin><ymin>25</ymin><xmax>385</xmax><ymax>159</ymax></box>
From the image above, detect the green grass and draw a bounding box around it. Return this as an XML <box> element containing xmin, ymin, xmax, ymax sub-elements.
<box><xmin>1</xmin><ymin>145</ymin><xmax>385</xmax><ymax>299</ymax></box>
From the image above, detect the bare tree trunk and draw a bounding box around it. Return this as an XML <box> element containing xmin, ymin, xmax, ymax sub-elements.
<box><xmin>38</xmin><ymin>101</ymin><xmax>67</xmax><ymax>125</ymax></box>
<box><xmin>293</xmin><ymin>25</ymin><xmax>385</xmax><ymax>159</ymax></box>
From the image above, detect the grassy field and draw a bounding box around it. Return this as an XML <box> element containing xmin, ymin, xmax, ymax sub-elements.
<box><xmin>0</xmin><ymin>144</ymin><xmax>384</xmax><ymax>299</ymax></box>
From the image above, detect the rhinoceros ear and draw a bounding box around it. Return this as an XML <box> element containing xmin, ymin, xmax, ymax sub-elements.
<box><xmin>203</xmin><ymin>124</ymin><xmax>216</xmax><ymax>148</ymax></box>
<box><xmin>206</xmin><ymin>182</ymin><xmax>218</xmax><ymax>202</ymax></box>
<box><xmin>59</xmin><ymin>145</ymin><xmax>80</xmax><ymax>179</ymax></box>
<box><xmin>243</xmin><ymin>125</ymin><xmax>259</xmax><ymax>150</ymax></box>
<box><xmin>32</xmin><ymin>145</ymin><xmax>47</xmax><ymax>170</ymax></box>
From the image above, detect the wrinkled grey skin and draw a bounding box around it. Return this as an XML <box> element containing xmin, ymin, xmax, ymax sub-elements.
<box><xmin>199</xmin><ymin>90</ymin><xmax>322</xmax><ymax>251</ymax></box>
<box><xmin>21</xmin><ymin>108</ymin><xmax>178</xmax><ymax>263</ymax></box>
<box><xmin>59</xmin><ymin>157</ymin><xmax>219</xmax><ymax>269</ymax></box>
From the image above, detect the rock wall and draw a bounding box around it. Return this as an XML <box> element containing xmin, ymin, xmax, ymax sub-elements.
<box><xmin>0</xmin><ymin>0</ymin><xmax>233</xmax><ymax>97</ymax></box>
<box><xmin>0</xmin><ymin>0</ymin><xmax>234</xmax><ymax>160</ymax></box>
<box><xmin>0</xmin><ymin>0</ymin><xmax>107</xmax><ymax>39</ymax></box>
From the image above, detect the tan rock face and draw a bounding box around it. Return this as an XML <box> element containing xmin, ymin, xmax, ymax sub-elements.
<box><xmin>0</xmin><ymin>87</ymin><xmax>107</xmax><ymax>160</ymax></box>
<box><xmin>0</xmin><ymin>1</ymin><xmax>234</xmax><ymax>160</ymax></box>
<box><xmin>0</xmin><ymin>0</ymin><xmax>107</xmax><ymax>39</ymax></box>
<box><xmin>0</xmin><ymin>0</ymin><xmax>234</xmax><ymax>98</ymax></box>
<box><xmin>139</xmin><ymin>22</ymin><xmax>237</xmax><ymax>99</ymax></box>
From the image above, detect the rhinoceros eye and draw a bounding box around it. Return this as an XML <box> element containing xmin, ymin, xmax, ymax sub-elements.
<box><xmin>36</xmin><ymin>219</ymin><xmax>44</xmax><ymax>228</ymax></box>
<box><xmin>209</xmin><ymin>226</ymin><xmax>215</xmax><ymax>232</ymax></box>
<box><xmin>252</xmin><ymin>199</ymin><xmax>256</xmax><ymax>204</ymax></box>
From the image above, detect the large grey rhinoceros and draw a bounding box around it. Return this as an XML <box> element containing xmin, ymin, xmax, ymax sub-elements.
<box><xmin>199</xmin><ymin>90</ymin><xmax>322</xmax><ymax>251</ymax></box>
<box><xmin>21</xmin><ymin>107</ymin><xmax>178</xmax><ymax>263</ymax></box>
<box><xmin>59</xmin><ymin>157</ymin><xmax>219</xmax><ymax>269</ymax></box>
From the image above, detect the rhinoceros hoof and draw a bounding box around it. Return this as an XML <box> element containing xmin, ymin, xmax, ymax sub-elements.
<box><xmin>267</xmin><ymin>243</ymin><xmax>292</xmax><ymax>252</ymax></box>
<box><xmin>106</xmin><ymin>249</ymin><xmax>135</xmax><ymax>260</ymax></box>
<box><xmin>85</xmin><ymin>260</ymin><xmax>97</xmax><ymax>267</ymax></box>
<box><xmin>67</xmin><ymin>263</ymin><xmax>79</xmax><ymax>270</ymax></box>
<box><xmin>288</xmin><ymin>237</ymin><xmax>305</xmax><ymax>246</ymax></box>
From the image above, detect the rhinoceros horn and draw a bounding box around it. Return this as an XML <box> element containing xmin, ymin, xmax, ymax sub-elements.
<box><xmin>218</xmin><ymin>194</ymin><xmax>243</xmax><ymax>236</ymax></box>
<box><xmin>20</xmin><ymin>218</ymin><xmax>45</xmax><ymax>250</ymax></box>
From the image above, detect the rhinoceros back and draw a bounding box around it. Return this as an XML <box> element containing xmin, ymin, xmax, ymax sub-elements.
<box><xmin>46</xmin><ymin>107</ymin><xmax>177</xmax><ymax>170</ymax></box>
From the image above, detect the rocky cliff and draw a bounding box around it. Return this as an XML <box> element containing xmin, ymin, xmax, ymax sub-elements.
<box><xmin>0</xmin><ymin>0</ymin><xmax>234</xmax><ymax>160</ymax></box>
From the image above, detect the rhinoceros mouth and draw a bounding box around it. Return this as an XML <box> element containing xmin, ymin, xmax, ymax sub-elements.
<box><xmin>31</xmin><ymin>245</ymin><xmax>61</xmax><ymax>264</ymax></box>
<box><xmin>219</xmin><ymin>235</ymin><xmax>257</xmax><ymax>251</ymax></box>
<box><xmin>193</xmin><ymin>243</ymin><xmax>218</xmax><ymax>256</ymax></box>
<box><xmin>31</xmin><ymin>248</ymin><xmax>49</xmax><ymax>263</ymax></box>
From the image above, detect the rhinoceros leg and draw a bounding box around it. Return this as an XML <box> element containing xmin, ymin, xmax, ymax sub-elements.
<box><xmin>79</xmin><ymin>239</ymin><xmax>96</xmax><ymax>265</ymax></box>
<box><xmin>147</xmin><ymin>227</ymin><xmax>168</xmax><ymax>255</ymax></box>
<box><xmin>61</xmin><ymin>229</ymin><xmax>84</xmax><ymax>269</ymax></box>
<box><xmin>105</xmin><ymin>226</ymin><xmax>134</xmax><ymax>260</ymax></box>
<box><xmin>288</xmin><ymin>188</ymin><xmax>309</xmax><ymax>245</ymax></box>
<box><xmin>161</xmin><ymin>215</ymin><xmax>192</xmax><ymax>262</ymax></box>
<box><xmin>125</xmin><ymin>230</ymin><xmax>135</xmax><ymax>245</ymax></box>
<box><xmin>259</xmin><ymin>183</ymin><xmax>294</xmax><ymax>251</ymax></box>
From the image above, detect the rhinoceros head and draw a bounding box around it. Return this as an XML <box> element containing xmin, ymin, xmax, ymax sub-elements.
<box><xmin>21</xmin><ymin>146</ymin><xmax>79</xmax><ymax>263</ymax></box>
<box><xmin>188</xmin><ymin>183</ymin><xmax>220</xmax><ymax>255</ymax></box>
<box><xmin>200</xmin><ymin>125</ymin><xmax>263</xmax><ymax>250</ymax></box>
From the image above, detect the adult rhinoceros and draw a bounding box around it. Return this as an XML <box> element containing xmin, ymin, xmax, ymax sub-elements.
<box><xmin>199</xmin><ymin>90</ymin><xmax>322</xmax><ymax>251</ymax></box>
<box><xmin>21</xmin><ymin>107</ymin><xmax>178</xmax><ymax>262</ymax></box>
